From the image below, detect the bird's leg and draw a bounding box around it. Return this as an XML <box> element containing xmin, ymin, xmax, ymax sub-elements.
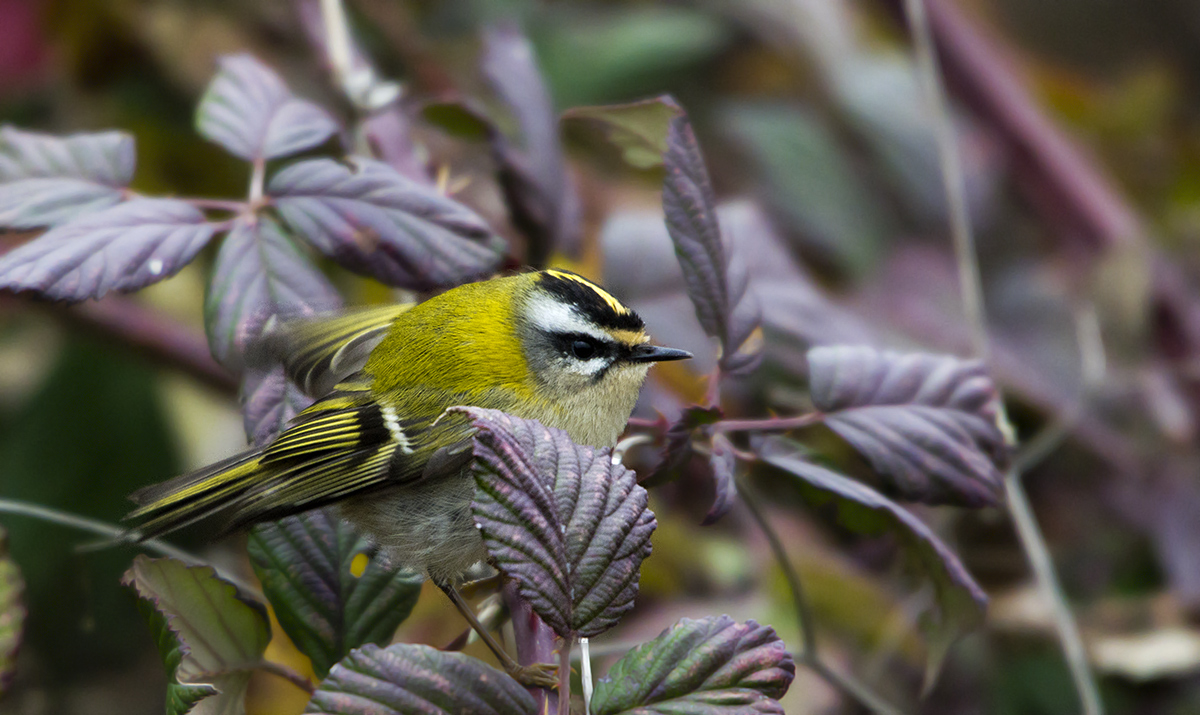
<box><xmin>436</xmin><ymin>581</ymin><xmax>558</xmax><ymax>689</ymax></box>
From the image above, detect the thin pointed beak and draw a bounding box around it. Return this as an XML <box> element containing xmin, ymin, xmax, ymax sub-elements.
<box><xmin>626</xmin><ymin>344</ymin><xmax>693</xmax><ymax>363</ymax></box>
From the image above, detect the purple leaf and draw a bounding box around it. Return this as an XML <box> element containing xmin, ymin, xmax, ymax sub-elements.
<box><xmin>306</xmin><ymin>643</ymin><xmax>536</xmax><ymax>715</ymax></box>
<box><xmin>645</xmin><ymin>405</ymin><xmax>723</xmax><ymax>486</ymax></box>
<box><xmin>591</xmin><ymin>615</ymin><xmax>795</xmax><ymax>715</ymax></box>
<box><xmin>703</xmin><ymin>433</ymin><xmax>738</xmax><ymax>526</ymax></box>
<box><xmin>481</xmin><ymin>24</ymin><xmax>580</xmax><ymax>263</ymax></box>
<box><xmin>663</xmin><ymin>110</ymin><xmax>762</xmax><ymax>373</ymax></box>
<box><xmin>122</xmin><ymin>556</ymin><xmax>271</xmax><ymax>715</ymax></box>
<box><xmin>0</xmin><ymin>198</ymin><xmax>220</xmax><ymax>301</ymax></box>
<box><xmin>0</xmin><ymin>528</ymin><xmax>24</xmax><ymax>693</ymax></box>
<box><xmin>0</xmin><ymin>127</ymin><xmax>133</xmax><ymax>228</ymax></box>
<box><xmin>205</xmin><ymin>215</ymin><xmax>340</xmax><ymax>367</ymax></box>
<box><xmin>269</xmin><ymin>158</ymin><xmax>505</xmax><ymax>290</ymax></box>
<box><xmin>458</xmin><ymin>407</ymin><xmax>656</xmax><ymax>638</ymax></box>
<box><xmin>361</xmin><ymin>108</ymin><xmax>432</xmax><ymax>185</ymax></box>
<box><xmin>759</xmin><ymin>438</ymin><xmax>987</xmax><ymax>687</ymax></box>
<box><xmin>197</xmin><ymin>54</ymin><xmax>339</xmax><ymax>161</ymax></box>
<box><xmin>247</xmin><ymin>510</ymin><xmax>423</xmax><ymax>679</ymax></box>
<box><xmin>809</xmin><ymin>346</ymin><xmax>1008</xmax><ymax>507</ymax></box>
<box><xmin>241</xmin><ymin>365</ymin><xmax>314</xmax><ymax>446</ymax></box>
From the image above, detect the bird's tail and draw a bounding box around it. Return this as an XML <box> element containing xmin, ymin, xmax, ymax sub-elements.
<box><xmin>125</xmin><ymin>448</ymin><xmax>265</xmax><ymax>540</ymax></box>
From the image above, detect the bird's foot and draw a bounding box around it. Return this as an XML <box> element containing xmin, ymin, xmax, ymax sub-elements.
<box><xmin>508</xmin><ymin>662</ymin><xmax>559</xmax><ymax>689</ymax></box>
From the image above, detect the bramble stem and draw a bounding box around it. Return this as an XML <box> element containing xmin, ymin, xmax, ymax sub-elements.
<box><xmin>713</xmin><ymin>413</ymin><xmax>822</xmax><ymax>434</ymax></box>
<box><xmin>902</xmin><ymin>0</ymin><xmax>1104</xmax><ymax>712</ymax></box>
<box><xmin>559</xmin><ymin>635</ymin><xmax>573</xmax><ymax>715</ymax></box>
<box><xmin>502</xmin><ymin>580</ymin><xmax>559</xmax><ymax>709</ymax></box>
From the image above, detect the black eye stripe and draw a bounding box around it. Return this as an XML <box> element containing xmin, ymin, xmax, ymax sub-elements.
<box><xmin>549</xmin><ymin>332</ymin><xmax>614</xmax><ymax>360</ymax></box>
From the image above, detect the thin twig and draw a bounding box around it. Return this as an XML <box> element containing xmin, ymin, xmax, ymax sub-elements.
<box><xmin>0</xmin><ymin>498</ymin><xmax>260</xmax><ymax>596</ymax></box>
<box><xmin>737</xmin><ymin>476</ymin><xmax>816</xmax><ymax>656</ymax></box>
<box><xmin>1002</xmin><ymin>475</ymin><xmax>1101</xmax><ymax>714</ymax></box>
<box><xmin>902</xmin><ymin>1</ymin><xmax>1104</xmax><ymax>712</ymax></box>
<box><xmin>738</xmin><ymin>475</ymin><xmax>906</xmax><ymax>715</ymax></box>
<box><xmin>713</xmin><ymin>413</ymin><xmax>823</xmax><ymax>434</ymax></box>
<box><xmin>254</xmin><ymin>659</ymin><xmax>315</xmax><ymax>695</ymax></box>
<box><xmin>1012</xmin><ymin>304</ymin><xmax>1106</xmax><ymax>475</ymax></box>
<box><xmin>625</xmin><ymin>417</ymin><xmax>662</xmax><ymax>430</ymax></box>
<box><xmin>903</xmin><ymin>0</ymin><xmax>987</xmax><ymax>360</ymax></box>
<box><xmin>807</xmin><ymin>659</ymin><xmax>906</xmax><ymax>715</ymax></box>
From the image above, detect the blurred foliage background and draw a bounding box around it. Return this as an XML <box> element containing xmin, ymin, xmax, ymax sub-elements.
<box><xmin>2</xmin><ymin>0</ymin><xmax>1200</xmax><ymax>713</ymax></box>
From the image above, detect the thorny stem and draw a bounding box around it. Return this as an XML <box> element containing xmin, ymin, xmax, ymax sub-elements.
<box><xmin>737</xmin><ymin>476</ymin><xmax>906</xmax><ymax>715</ymax></box>
<box><xmin>0</xmin><ymin>498</ymin><xmax>261</xmax><ymax>597</ymax></box>
<box><xmin>559</xmin><ymin>635</ymin><xmax>573</xmax><ymax>715</ymax></box>
<box><xmin>254</xmin><ymin>659</ymin><xmax>315</xmax><ymax>695</ymax></box>
<box><xmin>903</xmin><ymin>0</ymin><xmax>1104</xmax><ymax>712</ymax></box>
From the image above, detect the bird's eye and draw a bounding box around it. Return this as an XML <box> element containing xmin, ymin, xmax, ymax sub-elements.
<box><xmin>570</xmin><ymin>339</ymin><xmax>597</xmax><ymax>360</ymax></box>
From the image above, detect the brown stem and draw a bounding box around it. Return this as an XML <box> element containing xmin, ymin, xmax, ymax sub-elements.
<box><xmin>0</xmin><ymin>294</ymin><xmax>237</xmax><ymax>394</ymax></box>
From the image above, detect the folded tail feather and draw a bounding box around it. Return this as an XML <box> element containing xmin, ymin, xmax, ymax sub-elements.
<box><xmin>126</xmin><ymin>448</ymin><xmax>265</xmax><ymax>540</ymax></box>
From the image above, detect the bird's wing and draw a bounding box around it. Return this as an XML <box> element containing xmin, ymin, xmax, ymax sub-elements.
<box><xmin>249</xmin><ymin>303</ymin><xmax>413</xmax><ymax>396</ymax></box>
<box><xmin>231</xmin><ymin>390</ymin><xmax>475</xmax><ymax>526</ymax></box>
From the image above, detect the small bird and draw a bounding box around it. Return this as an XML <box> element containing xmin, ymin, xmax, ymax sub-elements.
<box><xmin>125</xmin><ymin>269</ymin><xmax>690</xmax><ymax>685</ymax></box>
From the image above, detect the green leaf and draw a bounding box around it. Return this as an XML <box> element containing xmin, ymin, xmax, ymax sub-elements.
<box><xmin>306</xmin><ymin>643</ymin><xmax>537</xmax><ymax>715</ymax></box>
<box><xmin>759</xmin><ymin>439</ymin><xmax>988</xmax><ymax>689</ymax></box>
<box><xmin>721</xmin><ymin>102</ymin><xmax>888</xmax><ymax>276</ymax></box>
<box><xmin>247</xmin><ymin>510</ymin><xmax>423</xmax><ymax>679</ymax></box>
<box><xmin>535</xmin><ymin>7</ymin><xmax>732</xmax><ymax>107</ymax></box>
<box><xmin>0</xmin><ymin>527</ymin><xmax>25</xmax><ymax>695</ymax></box>
<box><xmin>123</xmin><ymin>556</ymin><xmax>272</xmax><ymax>715</ymax></box>
<box><xmin>592</xmin><ymin>615</ymin><xmax>795</xmax><ymax>715</ymax></box>
<box><xmin>562</xmin><ymin>96</ymin><xmax>683</xmax><ymax>169</ymax></box>
<box><xmin>138</xmin><ymin>599</ymin><xmax>218</xmax><ymax>715</ymax></box>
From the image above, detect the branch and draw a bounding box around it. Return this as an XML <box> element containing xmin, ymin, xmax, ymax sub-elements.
<box><xmin>34</xmin><ymin>295</ymin><xmax>237</xmax><ymax>395</ymax></box>
<box><xmin>897</xmin><ymin>1</ymin><xmax>1105</xmax><ymax>712</ymax></box>
<box><xmin>0</xmin><ymin>497</ymin><xmax>259</xmax><ymax>596</ymax></box>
